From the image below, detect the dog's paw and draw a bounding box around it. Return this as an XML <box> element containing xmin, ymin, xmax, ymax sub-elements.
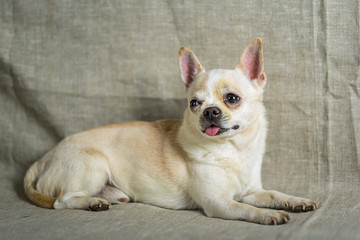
<box><xmin>284</xmin><ymin>198</ymin><xmax>318</xmax><ymax>212</ymax></box>
<box><xmin>260</xmin><ymin>210</ymin><xmax>290</xmax><ymax>225</ymax></box>
<box><xmin>88</xmin><ymin>199</ymin><xmax>110</xmax><ymax>211</ymax></box>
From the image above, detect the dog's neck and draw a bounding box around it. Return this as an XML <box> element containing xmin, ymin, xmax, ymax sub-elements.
<box><xmin>229</xmin><ymin>113</ymin><xmax>267</xmax><ymax>150</ymax></box>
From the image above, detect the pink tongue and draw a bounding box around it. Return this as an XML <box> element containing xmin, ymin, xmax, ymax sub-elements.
<box><xmin>205</xmin><ymin>126</ymin><xmax>220</xmax><ymax>136</ymax></box>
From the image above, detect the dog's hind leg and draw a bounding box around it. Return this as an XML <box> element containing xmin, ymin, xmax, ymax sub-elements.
<box><xmin>52</xmin><ymin>167</ymin><xmax>112</xmax><ymax>211</ymax></box>
<box><xmin>47</xmin><ymin>147</ymin><xmax>114</xmax><ymax>211</ymax></box>
<box><xmin>54</xmin><ymin>191</ymin><xmax>110</xmax><ymax>211</ymax></box>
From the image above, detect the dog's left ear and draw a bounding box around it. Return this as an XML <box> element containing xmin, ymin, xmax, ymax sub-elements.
<box><xmin>178</xmin><ymin>47</ymin><xmax>205</xmax><ymax>88</ymax></box>
<box><xmin>236</xmin><ymin>38</ymin><xmax>266</xmax><ymax>88</ymax></box>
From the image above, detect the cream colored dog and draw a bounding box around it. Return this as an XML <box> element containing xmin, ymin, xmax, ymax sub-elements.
<box><xmin>24</xmin><ymin>38</ymin><xmax>317</xmax><ymax>225</ymax></box>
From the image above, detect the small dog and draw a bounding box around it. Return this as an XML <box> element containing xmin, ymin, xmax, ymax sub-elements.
<box><xmin>24</xmin><ymin>38</ymin><xmax>318</xmax><ymax>225</ymax></box>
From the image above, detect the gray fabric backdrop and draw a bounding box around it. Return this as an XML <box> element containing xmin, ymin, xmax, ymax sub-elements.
<box><xmin>0</xmin><ymin>0</ymin><xmax>359</xmax><ymax>239</ymax></box>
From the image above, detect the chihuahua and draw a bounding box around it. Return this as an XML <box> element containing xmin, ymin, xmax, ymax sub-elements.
<box><xmin>24</xmin><ymin>38</ymin><xmax>317</xmax><ymax>225</ymax></box>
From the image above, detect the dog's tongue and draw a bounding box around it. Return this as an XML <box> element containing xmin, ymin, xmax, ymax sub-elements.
<box><xmin>205</xmin><ymin>126</ymin><xmax>220</xmax><ymax>136</ymax></box>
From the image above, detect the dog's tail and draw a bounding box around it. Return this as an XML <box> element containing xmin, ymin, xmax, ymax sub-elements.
<box><xmin>24</xmin><ymin>162</ymin><xmax>56</xmax><ymax>209</ymax></box>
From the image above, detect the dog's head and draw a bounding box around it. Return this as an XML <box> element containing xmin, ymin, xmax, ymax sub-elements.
<box><xmin>178</xmin><ymin>38</ymin><xmax>266</xmax><ymax>138</ymax></box>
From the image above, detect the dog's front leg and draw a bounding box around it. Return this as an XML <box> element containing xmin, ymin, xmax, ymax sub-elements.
<box><xmin>241</xmin><ymin>190</ymin><xmax>318</xmax><ymax>212</ymax></box>
<box><xmin>190</xmin><ymin>170</ymin><xmax>290</xmax><ymax>225</ymax></box>
<box><xmin>195</xmin><ymin>195</ymin><xmax>290</xmax><ymax>225</ymax></box>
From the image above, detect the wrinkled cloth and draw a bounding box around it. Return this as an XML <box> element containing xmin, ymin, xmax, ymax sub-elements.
<box><xmin>0</xmin><ymin>1</ymin><xmax>359</xmax><ymax>239</ymax></box>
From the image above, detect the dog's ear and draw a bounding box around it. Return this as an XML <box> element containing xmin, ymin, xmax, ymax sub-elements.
<box><xmin>236</xmin><ymin>38</ymin><xmax>266</xmax><ymax>88</ymax></box>
<box><xmin>178</xmin><ymin>47</ymin><xmax>205</xmax><ymax>88</ymax></box>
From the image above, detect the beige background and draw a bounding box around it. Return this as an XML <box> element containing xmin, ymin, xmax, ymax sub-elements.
<box><xmin>0</xmin><ymin>1</ymin><xmax>359</xmax><ymax>239</ymax></box>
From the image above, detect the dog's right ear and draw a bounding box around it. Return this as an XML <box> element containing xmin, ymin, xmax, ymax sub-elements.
<box><xmin>178</xmin><ymin>47</ymin><xmax>205</xmax><ymax>88</ymax></box>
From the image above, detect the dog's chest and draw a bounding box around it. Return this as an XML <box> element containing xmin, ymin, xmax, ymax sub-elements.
<box><xmin>221</xmin><ymin>151</ymin><xmax>258</xmax><ymax>184</ymax></box>
<box><xmin>194</xmin><ymin>144</ymin><xmax>262</xmax><ymax>193</ymax></box>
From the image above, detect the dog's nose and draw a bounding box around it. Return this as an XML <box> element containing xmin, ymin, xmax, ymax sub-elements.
<box><xmin>203</xmin><ymin>107</ymin><xmax>222</xmax><ymax>120</ymax></box>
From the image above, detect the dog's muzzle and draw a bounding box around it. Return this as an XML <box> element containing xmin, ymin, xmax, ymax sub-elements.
<box><xmin>201</xmin><ymin>107</ymin><xmax>240</xmax><ymax>136</ymax></box>
<box><xmin>202</xmin><ymin>107</ymin><xmax>223</xmax><ymax>136</ymax></box>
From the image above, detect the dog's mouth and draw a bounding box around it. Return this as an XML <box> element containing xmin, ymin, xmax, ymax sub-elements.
<box><xmin>202</xmin><ymin>124</ymin><xmax>239</xmax><ymax>136</ymax></box>
<box><xmin>204</xmin><ymin>125</ymin><xmax>222</xmax><ymax>136</ymax></box>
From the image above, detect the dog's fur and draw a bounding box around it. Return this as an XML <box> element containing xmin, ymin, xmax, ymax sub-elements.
<box><xmin>24</xmin><ymin>38</ymin><xmax>317</xmax><ymax>225</ymax></box>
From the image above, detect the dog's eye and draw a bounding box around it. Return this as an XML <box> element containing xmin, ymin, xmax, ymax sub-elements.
<box><xmin>225</xmin><ymin>93</ymin><xmax>241</xmax><ymax>104</ymax></box>
<box><xmin>190</xmin><ymin>99</ymin><xmax>200</xmax><ymax>108</ymax></box>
